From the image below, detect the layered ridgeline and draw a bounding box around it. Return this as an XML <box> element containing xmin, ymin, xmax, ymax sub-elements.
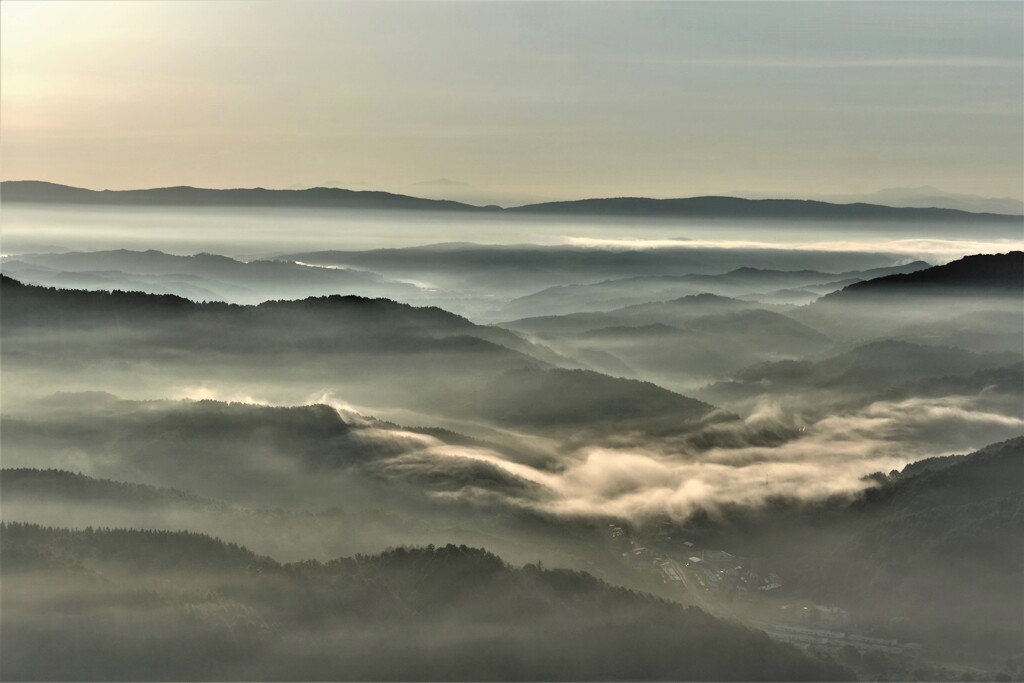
<box><xmin>0</xmin><ymin>249</ymin><xmax>933</xmax><ymax>313</ymax></box>
<box><xmin>0</xmin><ymin>395</ymin><xmax>623</xmax><ymax>569</ymax></box>
<box><xmin>701</xmin><ymin>340</ymin><xmax>1023</xmax><ymax>406</ymax></box>
<box><xmin>0</xmin><ymin>524</ymin><xmax>853</xmax><ymax>682</ymax></box>
<box><xmin>484</xmin><ymin>251</ymin><xmax>1008</xmax><ymax>391</ymax></box>
<box><xmin>5</xmin><ymin>180</ymin><xmax>1021</xmax><ymax>221</ymax></box>
<box><xmin>495</xmin><ymin>262</ymin><xmax>932</xmax><ymax>317</ymax></box>
<box><xmin>0</xmin><ymin>250</ymin><xmax>422</xmax><ymax>305</ymax></box>
<box><xmin>499</xmin><ymin>295</ymin><xmax>834</xmax><ymax>389</ymax></box>
<box><xmin>492</xmin><ymin>253</ymin><xmax>1024</xmax><ymax>390</ymax></box>
<box><xmin>276</xmin><ymin>245</ymin><xmax>926</xmax><ymax>308</ymax></box>
<box><xmin>0</xmin><ymin>275</ymin><xmax>723</xmax><ymax>439</ymax></box>
<box><xmin>793</xmin><ymin>252</ymin><xmax>1024</xmax><ymax>352</ymax></box>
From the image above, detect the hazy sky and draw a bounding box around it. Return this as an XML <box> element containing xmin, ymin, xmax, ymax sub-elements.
<box><xmin>2</xmin><ymin>1</ymin><xmax>1022</xmax><ymax>205</ymax></box>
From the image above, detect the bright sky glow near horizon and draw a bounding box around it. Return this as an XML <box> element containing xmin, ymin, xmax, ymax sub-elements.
<box><xmin>2</xmin><ymin>1</ymin><xmax>1022</xmax><ymax>206</ymax></box>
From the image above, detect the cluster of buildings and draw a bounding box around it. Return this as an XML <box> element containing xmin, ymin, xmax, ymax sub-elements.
<box><xmin>607</xmin><ymin>524</ymin><xmax>783</xmax><ymax>599</ymax></box>
<box><xmin>681</xmin><ymin>548</ymin><xmax>783</xmax><ymax>597</ymax></box>
<box><xmin>605</xmin><ymin>524</ymin><xmax>918</xmax><ymax>660</ymax></box>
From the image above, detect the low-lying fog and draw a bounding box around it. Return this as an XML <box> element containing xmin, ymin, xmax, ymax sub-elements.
<box><xmin>4</xmin><ymin>204</ymin><xmax>1023</xmax><ymax>259</ymax></box>
<box><xmin>1</xmin><ymin>205</ymin><xmax>1021</xmax><ymax>680</ymax></box>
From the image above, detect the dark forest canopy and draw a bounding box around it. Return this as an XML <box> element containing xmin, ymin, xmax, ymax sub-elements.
<box><xmin>790</xmin><ymin>252</ymin><xmax>1024</xmax><ymax>350</ymax></box>
<box><xmin>0</xmin><ymin>522</ymin><xmax>853</xmax><ymax>682</ymax></box>
<box><xmin>819</xmin><ymin>251</ymin><xmax>1024</xmax><ymax>300</ymax></box>
<box><xmin>678</xmin><ymin>438</ymin><xmax>1024</xmax><ymax>660</ymax></box>
<box><xmin>0</xmin><ymin>275</ymin><xmax>721</xmax><ymax>435</ymax></box>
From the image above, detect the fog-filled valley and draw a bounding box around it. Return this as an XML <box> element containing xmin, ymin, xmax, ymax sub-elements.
<box><xmin>1</xmin><ymin>186</ymin><xmax>1022</xmax><ymax>682</ymax></box>
<box><xmin>5</xmin><ymin>0</ymin><xmax>1024</xmax><ymax>678</ymax></box>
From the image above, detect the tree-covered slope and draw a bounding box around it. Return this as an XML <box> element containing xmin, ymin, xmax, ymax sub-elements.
<box><xmin>0</xmin><ymin>276</ymin><xmax>719</xmax><ymax>436</ymax></box>
<box><xmin>0</xmin><ymin>523</ymin><xmax>852</xmax><ymax>681</ymax></box>
<box><xmin>683</xmin><ymin>438</ymin><xmax>1024</xmax><ymax>660</ymax></box>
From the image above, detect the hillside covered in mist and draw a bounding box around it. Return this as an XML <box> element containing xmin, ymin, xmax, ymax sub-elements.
<box><xmin>2</xmin><ymin>524</ymin><xmax>856</xmax><ymax>682</ymax></box>
<box><xmin>4</xmin><ymin>2</ymin><xmax>1023</xmax><ymax>681</ymax></box>
<box><xmin>2</xmin><ymin>250</ymin><xmax>1021</xmax><ymax>682</ymax></box>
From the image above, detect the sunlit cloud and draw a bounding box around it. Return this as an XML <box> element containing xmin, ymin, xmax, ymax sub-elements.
<box><xmin>329</xmin><ymin>390</ymin><xmax>1023</xmax><ymax>521</ymax></box>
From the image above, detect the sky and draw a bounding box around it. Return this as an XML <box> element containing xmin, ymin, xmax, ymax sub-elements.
<box><xmin>2</xmin><ymin>1</ymin><xmax>1022</xmax><ymax>206</ymax></box>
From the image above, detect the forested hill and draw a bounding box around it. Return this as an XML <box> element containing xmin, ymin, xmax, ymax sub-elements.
<box><xmin>0</xmin><ymin>276</ymin><xmax>719</xmax><ymax>435</ymax></box>
<box><xmin>790</xmin><ymin>252</ymin><xmax>1024</xmax><ymax>345</ymax></box>
<box><xmin>1</xmin><ymin>523</ymin><xmax>853</xmax><ymax>681</ymax></box>
<box><xmin>688</xmin><ymin>437</ymin><xmax>1024</xmax><ymax>660</ymax></box>
<box><xmin>821</xmin><ymin>251</ymin><xmax>1024</xmax><ymax>300</ymax></box>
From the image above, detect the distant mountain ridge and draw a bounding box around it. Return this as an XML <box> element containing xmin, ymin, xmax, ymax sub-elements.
<box><xmin>1</xmin><ymin>180</ymin><xmax>491</xmax><ymax>213</ymax></box>
<box><xmin>820</xmin><ymin>186</ymin><xmax>1024</xmax><ymax>215</ymax></box>
<box><xmin>3</xmin><ymin>180</ymin><xmax>1021</xmax><ymax>220</ymax></box>
<box><xmin>505</xmin><ymin>195</ymin><xmax>1021</xmax><ymax>221</ymax></box>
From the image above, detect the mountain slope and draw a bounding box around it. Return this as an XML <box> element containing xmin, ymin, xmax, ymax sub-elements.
<box><xmin>793</xmin><ymin>252</ymin><xmax>1024</xmax><ymax>350</ymax></box>
<box><xmin>677</xmin><ymin>438</ymin><xmax>1024</xmax><ymax>662</ymax></box>
<box><xmin>502</xmin><ymin>294</ymin><xmax>769</xmax><ymax>336</ymax></box>
<box><xmin>0</xmin><ymin>464</ymin><xmax>588</xmax><ymax>568</ymax></box>
<box><xmin>496</xmin><ymin>262</ymin><xmax>932</xmax><ymax>317</ymax></box>
<box><xmin>0</xmin><ymin>249</ymin><xmax>421</xmax><ymax>304</ymax></box>
<box><xmin>0</xmin><ymin>276</ymin><xmax>720</xmax><ymax>436</ymax></box>
<box><xmin>704</xmin><ymin>340</ymin><xmax>1022</xmax><ymax>401</ymax></box>
<box><xmin>818</xmin><ymin>251</ymin><xmax>1024</xmax><ymax>299</ymax></box>
<box><xmin>499</xmin><ymin>295</ymin><xmax>833</xmax><ymax>388</ymax></box>
<box><xmin>0</xmin><ymin>523</ymin><xmax>853</xmax><ymax>681</ymax></box>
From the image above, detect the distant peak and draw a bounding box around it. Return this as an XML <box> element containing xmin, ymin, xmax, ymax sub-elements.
<box><xmin>668</xmin><ymin>293</ymin><xmax>738</xmax><ymax>304</ymax></box>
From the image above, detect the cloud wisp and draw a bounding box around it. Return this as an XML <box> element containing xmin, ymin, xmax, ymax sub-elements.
<box><xmin>306</xmin><ymin>391</ymin><xmax>1024</xmax><ymax>522</ymax></box>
